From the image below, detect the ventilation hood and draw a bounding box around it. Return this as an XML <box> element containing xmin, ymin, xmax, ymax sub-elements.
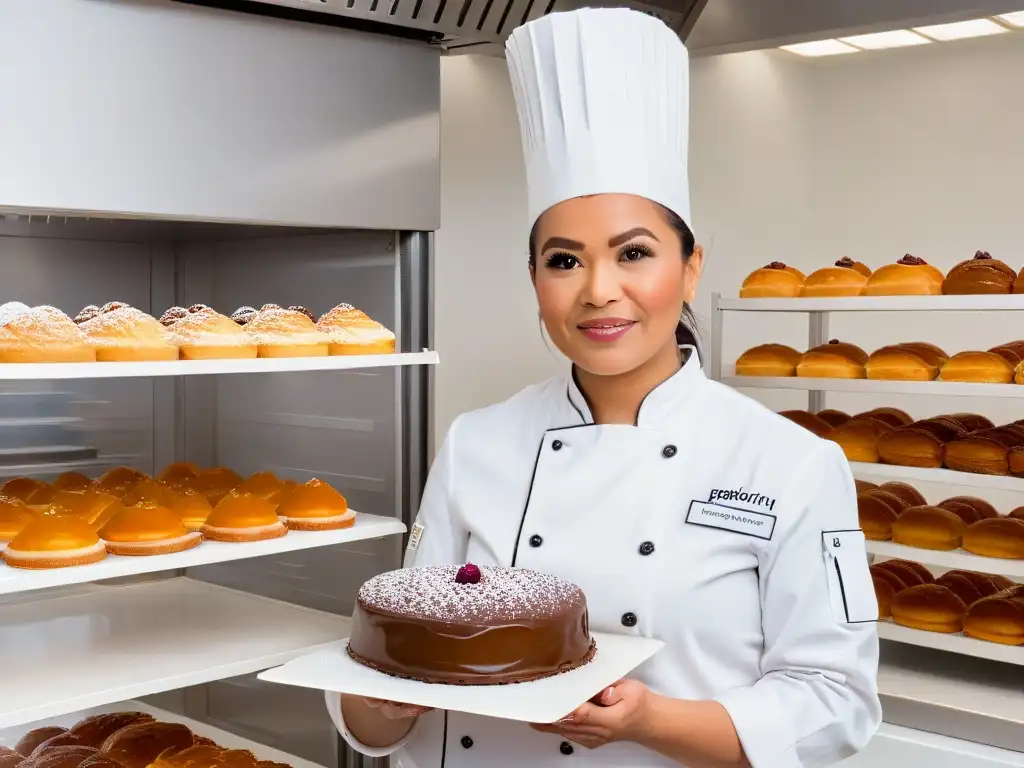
<box><xmin>181</xmin><ymin>0</ymin><xmax>1024</xmax><ymax>54</ymax></box>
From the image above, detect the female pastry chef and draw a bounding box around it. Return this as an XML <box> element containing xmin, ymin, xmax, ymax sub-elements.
<box><xmin>327</xmin><ymin>8</ymin><xmax>881</xmax><ymax>767</ymax></box>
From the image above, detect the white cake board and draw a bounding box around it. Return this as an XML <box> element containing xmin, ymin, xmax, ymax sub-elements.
<box><xmin>257</xmin><ymin>632</ymin><xmax>664</xmax><ymax>723</ymax></box>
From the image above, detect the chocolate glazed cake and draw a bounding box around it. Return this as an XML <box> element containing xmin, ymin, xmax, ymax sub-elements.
<box><xmin>347</xmin><ymin>564</ymin><xmax>596</xmax><ymax>685</ymax></box>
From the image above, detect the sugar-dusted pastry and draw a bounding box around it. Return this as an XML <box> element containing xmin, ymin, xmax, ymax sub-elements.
<box><xmin>48</xmin><ymin>489</ymin><xmax>120</xmax><ymax>526</ymax></box>
<box><xmin>67</xmin><ymin>712</ymin><xmax>155</xmax><ymax>750</ymax></box>
<box><xmin>800</xmin><ymin>258</ymin><xmax>869</xmax><ymax>297</ymax></box>
<box><xmin>99</xmin><ymin>722</ymin><xmax>198</xmax><ymax>768</ymax></box>
<box><xmin>865</xmin><ymin>344</ymin><xmax>943</xmax><ymax>381</ymax></box>
<box><xmin>891</xmin><ymin>505</ymin><xmax>966</xmax><ymax>550</ymax></box>
<box><xmin>963</xmin><ymin>586</ymin><xmax>1024</xmax><ymax>644</ymax></box>
<box><xmin>829</xmin><ymin>416</ymin><xmax>893</xmax><ymax>463</ymax></box>
<box><xmin>166</xmin><ymin>487</ymin><xmax>214</xmax><ymax>532</ymax></box>
<box><xmin>890</xmin><ymin>584</ymin><xmax>967</xmax><ymax>633</ymax></box>
<box><xmin>96</xmin><ymin>466</ymin><xmax>149</xmax><ymax>497</ymax></box>
<box><xmin>167</xmin><ymin>308</ymin><xmax>258</xmax><ymax>360</ymax></box>
<box><xmin>0</xmin><ymin>496</ymin><xmax>34</xmax><ymax>541</ymax></box>
<box><xmin>98</xmin><ymin>503</ymin><xmax>202</xmax><ymax>555</ymax></box>
<box><xmin>796</xmin><ymin>339</ymin><xmax>868</xmax><ymax>379</ymax></box>
<box><xmin>158</xmin><ymin>306</ymin><xmax>189</xmax><ymax>326</ymax></box>
<box><xmin>877</xmin><ymin>417</ymin><xmax>967</xmax><ymax>468</ymax></box>
<box><xmin>81</xmin><ymin>306</ymin><xmax>177</xmax><ymax>362</ymax></box>
<box><xmin>158</xmin><ymin>461</ymin><xmax>199</xmax><ymax>485</ymax></box>
<box><xmin>0</xmin><ymin>304</ymin><xmax>96</xmax><ymax>363</ymax></box>
<box><xmin>190</xmin><ymin>466</ymin><xmax>243</xmax><ymax>505</ymax></box>
<box><xmin>962</xmin><ymin>516</ymin><xmax>1024</xmax><ymax>559</ymax></box>
<box><xmin>2</xmin><ymin>475</ymin><xmax>46</xmax><ymax>502</ymax></box>
<box><xmin>277</xmin><ymin>478</ymin><xmax>355</xmax><ymax>530</ymax></box>
<box><xmin>244</xmin><ymin>306</ymin><xmax>329</xmax><ymax>358</ymax></box>
<box><xmin>202</xmin><ymin>493</ymin><xmax>287</xmax><ymax>542</ymax></box>
<box><xmin>939</xmin><ymin>496</ymin><xmax>999</xmax><ymax>520</ymax></box>
<box><xmin>942</xmin><ymin>251</ymin><xmax>1017</xmax><ymax>295</ymax></box>
<box><xmin>1</xmin><ymin>516</ymin><xmax>106</xmax><ymax>568</ymax></box>
<box><xmin>16</xmin><ymin>729</ymin><xmax>67</xmax><ymax>758</ymax></box>
<box><xmin>778</xmin><ymin>410</ymin><xmax>834</xmax><ymax>439</ymax></box>
<box><xmin>878</xmin><ymin>481</ymin><xmax>926</xmax><ymax>507</ymax></box>
<box><xmin>862</xmin><ymin>255</ymin><xmax>944</xmax><ymax>296</ymax></box>
<box><xmin>230</xmin><ymin>306</ymin><xmax>258</xmax><ymax>326</ymax></box>
<box><xmin>739</xmin><ymin>262</ymin><xmax>805</xmax><ymax>298</ymax></box>
<box><xmin>316</xmin><ymin>303</ymin><xmax>396</xmax><ymax>355</ymax></box>
<box><xmin>939</xmin><ymin>350</ymin><xmax>1015</xmax><ymax>384</ymax></box>
<box><xmin>944</xmin><ymin>426</ymin><xmax>1024</xmax><ymax>475</ymax></box>
<box><xmin>53</xmin><ymin>471</ymin><xmax>94</xmax><ymax>491</ymax></box>
<box><xmin>734</xmin><ymin>344</ymin><xmax>801</xmax><ymax>377</ymax></box>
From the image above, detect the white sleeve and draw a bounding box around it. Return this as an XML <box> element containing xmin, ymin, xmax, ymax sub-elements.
<box><xmin>327</xmin><ymin>417</ymin><xmax>467</xmax><ymax>757</ymax></box>
<box><xmin>715</xmin><ymin>441</ymin><xmax>882</xmax><ymax>768</ymax></box>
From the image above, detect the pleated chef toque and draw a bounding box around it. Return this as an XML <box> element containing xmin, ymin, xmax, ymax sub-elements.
<box><xmin>505</xmin><ymin>8</ymin><xmax>691</xmax><ymax>227</ymax></box>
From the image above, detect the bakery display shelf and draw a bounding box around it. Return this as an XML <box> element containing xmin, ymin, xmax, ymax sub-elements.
<box><xmin>722</xmin><ymin>373</ymin><xmax>1024</xmax><ymax>399</ymax></box>
<box><xmin>716</xmin><ymin>295</ymin><xmax>1024</xmax><ymax>313</ymax></box>
<box><xmin>867</xmin><ymin>541</ymin><xmax>1024</xmax><ymax>579</ymax></box>
<box><xmin>850</xmin><ymin>462</ymin><xmax>1024</xmax><ymax>492</ymax></box>
<box><xmin>0</xmin><ymin>453</ymin><xmax>141</xmax><ymax>478</ymax></box>
<box><xmin>0</xmin><ymin>351</ymin><xmax>439</xmax><ymax>381</ymax></box>
<box><xmin>0</xmin><ymin>701</ymin><xmax>324</xmax><ymax>768</ymax></box>
<box><xmin>877</xmin><ymin>622</ymin><xmax>1023</xmax><ymax>666</ymax></box>
<box><xmin>0</xmin><ymin>577</ymin><xmax>350</xmax><ymax>729</ymax></box>
<box><xmin>0</xmin><ymin>512</ymin><xmax>405</xmax><ymax>596</ymax></box>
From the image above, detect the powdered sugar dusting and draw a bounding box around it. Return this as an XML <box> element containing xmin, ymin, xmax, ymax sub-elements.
<box><xmin>358</xmin><ymin>565</ymin><xmax>586</xmax><ymax>623</ymax></box>
<box><xmin>0</xmin><ymin>302</ymin><xmax>31</xmax><ymax>328</ymax></box>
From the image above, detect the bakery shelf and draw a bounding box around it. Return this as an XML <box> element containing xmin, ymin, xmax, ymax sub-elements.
<box><xmin>0</xmin><ymin>351</ymin><xmax>439</xmax><ymax>381</ymax></box>
<box><xmin>867</xmin><ymin>541</ymin><xmax>1024</xmax><ymax>579</ymax></box>
<box><xmin>0</xmin><ymin>512</ymin><xmax>405</xmax><ymax>597</ymax></box>
<box><xmin>877</xmin><ymin>622</ymin><xmax>1024</xmax><ymax>666</ymax></box>
<box><xmin>0</xmin><ymin>577</ymin><xmax>350</xmax><ymax>729</ymax></box>
<box><xmin>0</xmin><ymin>701</ymin><xmax>324</xmax><ymax>768</ymax></box>
<box><xmin>716</xmin><ymin>295</ymin><xmax>1024</xmax><ymax>313</ymax></box>
<box><xmin>849</xmin><ymin>462</ymin><xmax>1024</xmax><ymax>492</ymax></box>
<box><xmin>722</xmin><ymin>373</ymin><xmax>1024</xmax><ymax>399</ymax></box>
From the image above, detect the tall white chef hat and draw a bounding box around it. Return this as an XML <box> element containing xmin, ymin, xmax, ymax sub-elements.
<box><xmin>505</xmin><ymin>8</ymin><xmax>690</xmax><ymax>229</ymax></box>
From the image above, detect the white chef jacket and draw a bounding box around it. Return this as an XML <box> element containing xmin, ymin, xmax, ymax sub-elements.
<box><xmin>327</xmin><ymin>349</ymin><xmax>881</xmax><ymax>767</ymax></box>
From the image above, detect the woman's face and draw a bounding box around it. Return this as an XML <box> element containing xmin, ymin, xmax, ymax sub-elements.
<box><xmin>531</xmin><ymin>194</ymin><xmax>703</xmax><ymax>377</ymax></box>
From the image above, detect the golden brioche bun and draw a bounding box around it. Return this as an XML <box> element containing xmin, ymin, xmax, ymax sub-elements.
<box><xmin>796</xmin><ymin>340</ymin><xmax>868</xmax><ymax>379</ymax></box>
<box><xmin>944</xmin><ymin>427</ymin><xmax>1024</xmax><ymax>475</ymax></box>
<box><xmin>939</xmin><ymin>351</ymin><xmax>1014</xmax><ymax>384</ymax></box>
<box><xmin>963</xmin><ymin>588</ymin><xmax>1024</xmax><ymax>644</ymax></box>
<box><xmin>857</xmin><ymin>494</ymin><xmax>898</xmax><ymax>541</ymax></box>
<box><xmin>942</xmin><ymin>251</ymin><xmax>1016</xmax><ymax>295</ymax></box>
<box><xmin>739</xmin><ymin>263</ymin><xmax>805</xmax><ymax>298</ymax></box>
<box><xmin>891</xmin><ymin>584</ymin><xmax>967</xmax><ymax>633</ymax></box>
<box><xmin>862</xmin><ymin>256</ymin><xmax>944</xmax><ymax>296</ymax></box>
<box><xmin>891</xmin><ymin>505</ymin><xmax>966</xmax><ymax>550</ymax></box>
<box><xmin>735</xmin><ymin>344</ymin><xmax>801</xmax><ymax>377</ymax></box>
<box><xmin>939</xmin><ymin>496</ymin><xmax>999</xmax><ymax>520</ymax></box>
<box><xmin>800</xmin><ymin>258</ymin><xmax>868</xmax><ymax>297</ymax></box>
<box><xmin>317</xmin><ymin>303</ymin><xmax>396</xmax><ymax>355</ymax></box>
<box><xmin>778</xmin><ymin>410</ymin><xmax>834</xmax><ymax>439</ymax></box>
<box><xmin>865</xmin><ymin>344</ymin><xmax>941</xmax><ymax>381</ymax></box>
<box><xmin>962</xmin><ymin>517</ymin><xmax>1024</xmax><ymax>559</ymax></box>
<box><xmin>878</xmin><ymin>481</ymin><xmax>926</xmax><ymax>507</ymax></box>
<box><xmin>817</xmin><ymin>409</ymin><xmax>851</xmax><ymax>428</ymax></box>
<box><xmin>830</xmin><ymin>416</ymin><xmax>893</xmax><ymax>463</ymax></box>
<box><xmin>873</xmin><ymin>577</ymin><xmax>896</xmax><ymax>618</ymax></box>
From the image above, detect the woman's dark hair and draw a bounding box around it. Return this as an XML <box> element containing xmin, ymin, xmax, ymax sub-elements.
<box><xmin>528</xmin><ymin>203</ymin><xmax>701</xmax><ymax>359</ymax></box>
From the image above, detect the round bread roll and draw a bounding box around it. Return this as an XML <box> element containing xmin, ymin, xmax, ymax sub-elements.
<box><xmin>936</xmin><ymin>499</ymin><xmax>981</xmax><ymax>525</ymax></box>
<box><xmin>939</xmin><ymin>496</ymin><xmax>999</xmax><ymax>520</ymax></box>
<box><xmin>0</xmin><ymin>747</ymin><xmax>23</xmax><ymax>768</ymax></box>
<box><xmin>1010</xmin><ymin>507</ymin><xmax>1024</xmax><ymax>521</ymax></box>
<box><xmin>873</xmin><ymin>559</ymin><xmax>928</xmax><ymax>588</ymax></box>
<box><xmin>856</xmin><ymin>407</ymin><xmax>913</xmax><ymax>428</ymax></box>
<box><xmin>934</xmin><ymin>572</ymin><xmax>983</xmax><ymax>607</ymax></box>
<box><xmin>796</xmin><ymin>340</ymin><xmax>868</xmax><ymax>379</ymax></box>
<box><xmin>941</xmin><ymin>570</ymin><xmax>1000</xmax><ymax>598</ymax></box>
<box><xmin>30</xmin><ymin>735</ymin><xmax>83</xmax><ymax>757</ymax></box>
<box><xmin>740</xmin><ymin>262</ymin><xmax>805</xmax><ymax>298</ymax></box>
<box><xmin>858</xmin><ymin>494</ymin><xmax>899</xmax><ymax>541</ymax></box>
<box><xmin>878</xmin><ymin>418</ymin><xmax>967</xmax><ymax>469</ymax></box>
<box><xmin>81</xmin><ymin>306</ymin><xmax>177</xmax><ymax>362</ymax></box>
<box><xmin>67</xmin><ymin>712</ymin><xmax>155</xmax><ymax>750</ymax></box>
<box><xmin>890</xmin><ymin>584</ymin><xmax>967</xmax><ymax>633</ymax></box>
<box><xmin>879</xmin><ymin>481</ymin><xmax>926</xmax><ymax>507</ymax></box>
<box><xmin>830</xmin><ymin>416</ymin><xmax>893</xmax><ymax>463</ymax></box>
<box><xmin>989</xmin><ymin>341</ymin><xmax>1024</xmax><ymax>366</ymax></box>
<box><xmin>939</xmin><ymin>351</ymin><xmax>1014</xmax><ymax>384</ymax></box>
<box><xmin>800</xmin><ymin>258</ymin><xmax>869</xmax><ymax>297</ymax></box>
<box><xmin>17</xmin><ymin>747</ymin><xmax>98</xmax><ymax>768</ymax></box>
<box><xmin>873</xmin><ymin>576</ymin><xmax>896</xmax><ymax>618</ymax></box>
<box><xmin>944</xmin><ymin>427</ymin><xmax>1024</xmax><ymax>475</ymax></box>
<box><xmin>964</xmin><ymin>591</ymin><xmax>1024</xmax><ymax>644</ymax></box>
<box><xmin>946</xmin><ymin>413</ymin><xmax>994</xmax><ymax>432</ymax></box>
<box><xmin>735</xmin><ymin>344</ymin><xmax>802</xmax><ymax>377</ymax></box>
<box><xmin>99</xmin><ymin>723</ymin><xmax>197</xmax><ymax>768</ymax></box>
<box><xmin>1012</xmin><ymin>443</ymin><xmax>1024</xmax><ymax>474</ymax></box>
<box><xmin>818</xmin><ymin>409</ymin><xmax>851</xmax><ymax>428</ymax></box>
<box><xmin>862</xmin><ymin>255</ymin><xmax>944</xmax><ymax>296</ymax></box>
<box><xmin>870</xmin><ymin>563</ymin><xmax>909</xmax><ymax>592</ymax></box>
<box><xmin>891</xmin><ymin>505</ymin><xmax>966</xmax><ymax>550</ymax></box>
<box><xmin>854</xmin><ymin>479</ymin><xmax>878</xmax><ymax>494</ymax></box>
<box><xmin>962</xmin><ymin>517</ymin><xmax>1024</xmax><ymax>559</ymax></box>
<box><xmin>865</xmin><ymin>344</ymin><xmax>940</xmax><ymax>382</ymax></box>
<box><xmin>16</xmin><ymin>729</ymin><xmax>67</xmax><ymax>758</ymax></box>
<box><xmin>942</xmin><ymin>251</ymin><xmax>1016</xmax><ymax>295</ymax></box>
<box><xmin>778</xmin><ymin>410</ymin><xmax>835</xmax><ymax>439</ymax></box>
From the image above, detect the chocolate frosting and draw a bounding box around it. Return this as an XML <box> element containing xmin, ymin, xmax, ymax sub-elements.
<box><xmin>834</xmin><ymin>257</ymin><xmax>855</xmax><ymax>268</ymax></box>
<box><xmin>897</xmin><ymin>255</ymin><xmax>926</xmax><ymax>265</ymax></box>
<box><xmin>765</xmin><ymin>261</ymin><xmax>787</xmax><ymax>270</ymax></box>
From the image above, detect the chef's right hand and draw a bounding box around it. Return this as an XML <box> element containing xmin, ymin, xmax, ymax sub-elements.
<box><xmin>362</xmin><ymin>697</ymin><xmax>433</xmax><ymax>720</ymax></box>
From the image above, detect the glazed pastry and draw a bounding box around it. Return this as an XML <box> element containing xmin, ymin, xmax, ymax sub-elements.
<box><xmin>1012</xmin><ymin>444</ymin><xmax>1024</xmax><ymax>476</ymax></box>
<box><xmin>818</xmin><ymin>409</ymin><xmax>851</xmax><ymax>428</ymax></box>
<box><xmin>778</xmin><ymin>410</ymin><xmax>834</xmax><ymax>439</ymax></box>
<box><xmin>873</xmin><ymin>577</ymin><xmax>896</xmax><ymax>618</ymax></box>
<box><xmin>81</xmin><ymin>306</ymin><xmax>178</xmax><ymax>362</ymax></box>
<box><xmin>17</xmin><ymin>747</ymin><xmax>98</xmax><ymax>768</ymax></box>
<box><xmin>865</xmin><ymin>344</ymin><xmax>942</xmax><ymax>381</ymax></box>
<box><xmin>891</xmin><ymin>505</ymin><xmax>966</xmax><ymax>550</ymax></box>
<box><xmin>963</xmin><ymin>586</ymin><xmax>1024</xmax><ymax>644</ymax></box>
<box><xmin>939</xmin><ymin>496</ymin><xmax>999</xmax><ymax>520</ymax></box>
<box><xmin>16</xmin><ymin>730</ymin><xmax>67</xmax><ymax>758</ymax></box>
<box><xmin>157</xmin><ymin>461</ymin><xmax>199</xmax><ymax>485</ymax></box>
<box><xmin>227</xmin><ymin>471</ymin><xmax>288</xmax><ymax>503</ymax></box>
<box><xmin>857</xmin><ymin>493</ymin><xmax>899</xmax><ymax>541</ymax></box>
<box><xmin>316</xmin><ymin>303</ymin><xmax>396</xmax><ymax>356</ymax></box>
<box><xmin>830</xmin><ymin>416</ymin><xmax>893</xmax><ymax>463</ymax></box>
<box><xmin>1011</xmin><ymin>507</ymin><xmax>1024</xmax><ymax>521</ymax></box>
<box><xmin>1016</xmin><ymin>267</ymin><xmax>1024</xmax><ymax>294</ymax></box>
<box><xmin>158</xmin><ymin>306</ymin><xmax>189</xmax><ymax>327</ymax></box>
<box><xmin>167</xmin><ymin>308</ymin><xmax>258</xmax><ymax>360</ymax></box>
<box><xmin>0</xmin><ymin>496</ymin><xmax>34</xmax><ymax>541</ymax></box>
<box><xmin>166</xmin><ymin>488</ymin><xmax>214</xmax><ymax>532</ymax></box>
<box><xmin>67</xmin><ymin>712</ymin><xmax>155</xmax><ymax>750</ymax></box>
<box><xmin>29</xmin><ymin>734</ymin><xmax>85</xmax><ymax>756</ymax></box>
<box><xmin>739</xmin><ymin>262</ymin><xmax>805</xmax><ymax>298</ymax></box>
<box><xmin>854</xmin><ymin>479</ymin><xmax>877</xmax><ymax>493</ymax></box>
<box><xmin>53</xmin><ymin>471</ymin><xmax>94</xmax><ymax>491</ymax></box>
<box><xmin>800</xmin><ymin>258</ymin><xmax>869</xmax><ymax>297</ymax></box>
<box><xmin>2</xmin><ymin>476</ymin><xmax>46</xmax><ymax>502</ymax></box>
<box><xmin>121</xmin><ymin>478</ymin><xmax>180</xmax><ymax>509</ymax></box>
<box><xmin>277</xmin><ymin>478</ymin><xmax>355</xmax><ymax>531</ymax></box>
<box><xmin>877</xmin><ymin>417</ymin><xmax>967</xmax><ymax>468</ymax></box>
<box><xmin>796</xmin><ymin>340</ymin><xmax>868</xmax><ymax>379</ymax></box>
<box><xmin>99</xmin><ymin>503</ymin><xmax>202</xmax><ymax>555</ymax></box>
<box><xmin>99</xmin><ymin>722</ymin><xmax>197</xmax><ymax>768</ymax></box>
<box><xmin>962</xmin><ymin>517</ymin><xmax>1024</xmax><ymax>559</ymax></box>
<box><xmin>935</xmin><ymin>498</ymin><xmax>982</xmax><ymax>525</ymax></box>
<box><xmin>856</xmin><ymin>407</ymin><xmax>913</xmax><ymax>428</ymax></box>
<box><xmin>244</xmin><ymin>306</ymin><xmax>329</xmax><ymax>358</ymax></box>
<box><xmin>49</xmin><ymin>489</ymin><xmax>120</xmax><ymax>526</ymax></box>
<box><xmin>938</xmin><ymin>351</ymin><xmax>1014</xmax><ymax>384</ymax></box>
<box><xmin>734</xmin><ymin>344</ymin><xmax>801</xmax><ymax>377</ymax></box>
<box><xmin>942</xmin><ymin>251</ymin><xmax>1017</xmax><ymax>295</ymax></box>
<box><xmin>1</xmin><ymin>516</ymin><xmax>106</xmax><ymax>568</ymax></box>
<box><xmin>944</xmin><ymin>426</ymin><xmax>1024</xmax><ymax>475</ymax></box>
<box><xmin>878</xmin><ymin>481</ymin><xmax>926</xmax><ymax>507</ymax></box>
<box><xmin>861</xmin><ymin>488</ymin><xmax>910</xmax><ymax>515</ymax></box>
<box><xmin>202</xmin><ymin>493</ymin><xmax>287</xmax><ymax>542</ymax></box>
<box><xmin>96</xmin><ymin>466</ymin><xmax>149</xmax><ymax>497</ymax></box>
<box><xmin>862</xmin><ymin>255</ymin><xmax>944</xmax><ymax>296</ymax></box>
<box><xmin>890</xmin><ymin>584</ymin><xmax>967</xmax><ymax>633</ymax></box>
<box><xmin>190</xmin><ymin>466</ymin><xmax>243</xmax><ymax>505</ymax></box>
<box><xmin>0</xmin><ymin>305</ymin><xmax>96</xmax><ymax>363</ymax></box>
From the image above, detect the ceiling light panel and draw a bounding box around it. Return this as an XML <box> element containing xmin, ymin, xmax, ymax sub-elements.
<box><xmin>913</xmin><ymin>18</ymin><xmax>1010</xmax><ymax>40</ymax></box>
<box><xmin>780</xmin><ymin>40</ymin><xmax>859</xmax><ymax>57</ymax></box>
<box><xmin>997</xmin><ymin>11</ymin><xmax>1024</xmax><ymax>27</ymax></box>
<box><xmin>839</xmin><ymin>30</ymin><xmax>931</xmax><ymax>49</ymax></box>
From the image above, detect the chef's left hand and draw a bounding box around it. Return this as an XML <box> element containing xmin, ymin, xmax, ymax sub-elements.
<box><xmin>530</xmin><ymin>679</ymin><xmax>653</xmax><ymax>750</ymax></box>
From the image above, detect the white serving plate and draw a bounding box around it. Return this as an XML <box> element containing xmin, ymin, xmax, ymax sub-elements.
<box><xmin>258</xmin><ymin>633</ymin><xmax>664</xmax><ymax>724</ymax></box>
